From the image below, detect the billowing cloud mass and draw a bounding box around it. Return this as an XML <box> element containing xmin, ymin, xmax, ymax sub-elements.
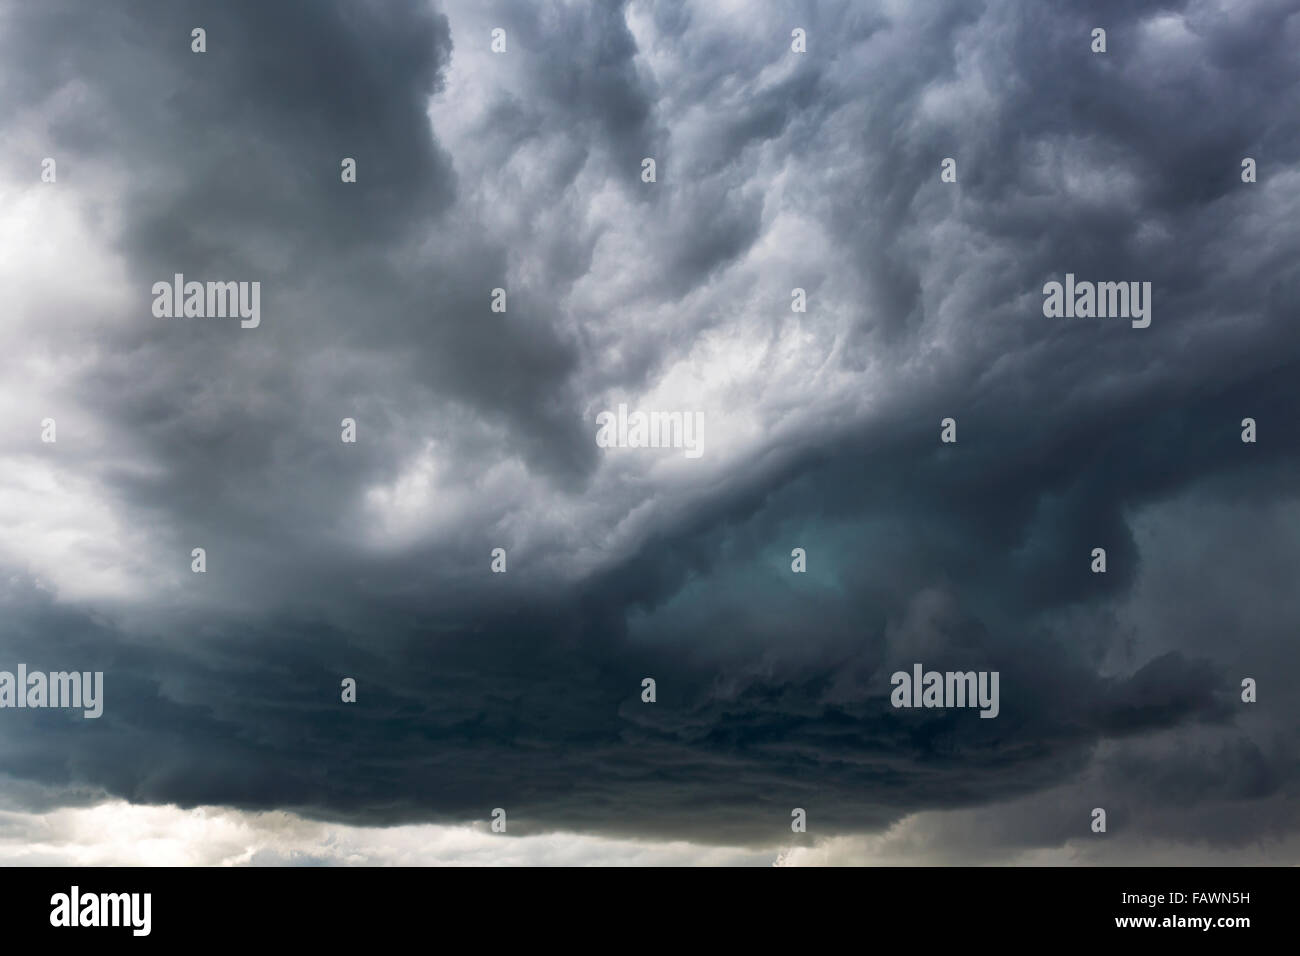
<box><xmin>0</xmin><ymin>0</ymin><xmax>1297</xmax><ymax>864</ymax></box>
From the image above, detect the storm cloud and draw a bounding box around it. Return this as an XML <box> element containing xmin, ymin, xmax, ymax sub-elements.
<box><xmin>0</xmin><ymin>0</ymin><xmax>1297</xmax><ymax>862</ymax></box>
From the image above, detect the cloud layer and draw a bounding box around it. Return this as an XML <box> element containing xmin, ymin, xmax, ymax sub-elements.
<box><xmin>0</xmin><ymin>0</ymin><xmax>1297</xmax><ymax>861</ymax></box>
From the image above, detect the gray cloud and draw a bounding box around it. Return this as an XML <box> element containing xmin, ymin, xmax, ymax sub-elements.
<box><xmin>0</xmin><ymin>0</ymin><xmax>1296</xmax><ymax>861</ymax></box>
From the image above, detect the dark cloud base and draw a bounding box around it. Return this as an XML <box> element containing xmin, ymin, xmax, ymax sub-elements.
<box><xmin>1</xmin><ymin>0</ymin><xmax>1297</xmax><ymax>857</ymax></box>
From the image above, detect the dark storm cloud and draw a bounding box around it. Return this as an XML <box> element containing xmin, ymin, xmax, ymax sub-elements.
<box><xmin>505</xmin><ymin>0</ymin><xmax>660</xmax><ymax>175</ymax></box>
<box><xmin>0</xmin><ymin>566</ymin><xmax>1236</xmax><ymax>844</ymax></box>
<box><xmin>1</xmin><ymin>0</ymin><xmax>1297</xmax><ymax>858</ymax></box>
<box><xmin>5</xmin><ymin>0</ymin><xmax>593</xmax><ymax>502</ymax></box>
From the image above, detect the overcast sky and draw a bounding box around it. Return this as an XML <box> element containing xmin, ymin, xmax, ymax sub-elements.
<box><xmin>0</xmin><ymin>0</ymin><xmax>1297</xmax><ymax>865</ymax></box>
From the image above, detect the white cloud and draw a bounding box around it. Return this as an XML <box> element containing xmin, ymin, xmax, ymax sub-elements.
<box><xmin>0</xmin><ymin>799</ymin><xmax>777</xmax><ymax>867</ymax></box>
